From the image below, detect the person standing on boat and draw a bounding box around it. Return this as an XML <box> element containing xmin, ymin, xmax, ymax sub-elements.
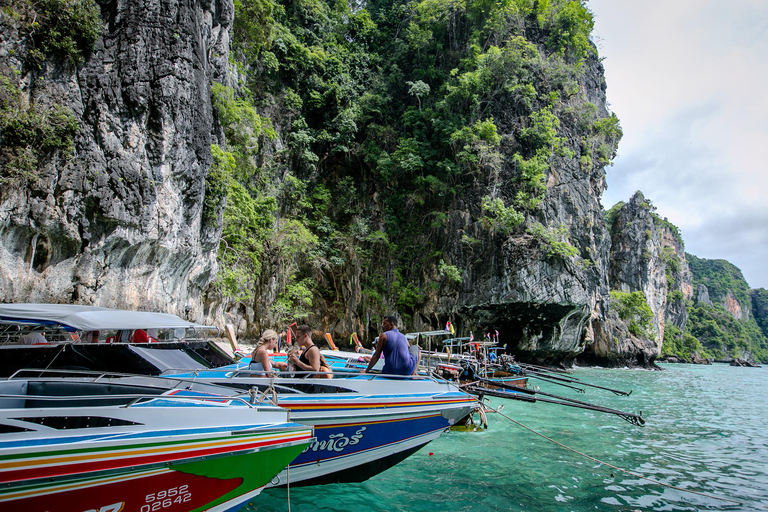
<box><xmin>250</xmin><ymin>329</ymin><xmax>288</xmax><ymax>374</ymax></box>
<box><xmin>289</xmin><ymin>325</ymin><xmax>333</xmax><ymax>378</ymax></box>
<box><xmin>363</xmin><ymin>316</ymin><xmax>420</xmax><ymax>376</ymax></box>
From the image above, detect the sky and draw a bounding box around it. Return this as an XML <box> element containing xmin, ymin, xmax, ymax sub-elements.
<box><xmin>587</xmin><ymin>0</ymin><xmax>768</xmax><ymax>290</ymax></box>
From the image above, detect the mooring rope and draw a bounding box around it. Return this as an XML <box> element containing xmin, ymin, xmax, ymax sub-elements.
<box><xmin>286</xmin><ymin>463</ymin><xmax>291</xmax><ymax>512</ymax></box>
<box><xmin>493</xmin><ymin>407</ymin><xmax>759</xmax><ymax>508</ymax></box>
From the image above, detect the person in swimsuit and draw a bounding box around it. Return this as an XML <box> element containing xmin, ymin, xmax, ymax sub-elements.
<box><xmin>249</xmin><ymin>329</ymin><xmax>288</xmax><ymax>374</ymax></box>
<box><xmin>363</xmin><ymin>316</ymin><xmax>420</xmax><ymax>376</ymax></box>
<box><xmin>289</xmin><ymin>324</ymin><xmax>332</xmax><ymax>378</ymax></box>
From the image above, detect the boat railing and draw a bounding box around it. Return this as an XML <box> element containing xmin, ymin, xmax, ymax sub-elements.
<box><xmin>162</xmin><ymin>367</ymin><xmax>441</xmax><ymax>383</ymax></box>
<box><xmin>0</xmin><ymin>322</ymin><xmax>220</xmax><ymax>346</ymax></box>
<box><xmin>7</xmin><ymin>367</ymin><xmax>153</xmax><ymax>381</ymax></box>
<box><xmin>3</xmin><ymin>368</ymin><xmax>276</xmax><ymax>407</ymax></box>
<box><xmin>0</xmin><ymin>390</ymin><xmax>259</xmax><ymax>409</ymax></box>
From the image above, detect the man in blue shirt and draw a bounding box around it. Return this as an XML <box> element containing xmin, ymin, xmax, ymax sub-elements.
<box><xmin>363</xmin><ymin>316</ymin><xmax>420</xmax><ymax>375</ymax></box>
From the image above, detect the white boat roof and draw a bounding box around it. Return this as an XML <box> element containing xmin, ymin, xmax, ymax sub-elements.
<box><xmin>0</xmin><ymin>303</ymin><xmax>211</xmax><ymax>332</ymax></box>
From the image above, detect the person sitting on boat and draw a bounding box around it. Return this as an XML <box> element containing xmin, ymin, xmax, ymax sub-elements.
<box><xmin>19</xmin><ymin>331</ymin><xmax>46</xmax><ymax>344</ymax></box>
<box><xmin>249</xmin><ymin>329</ymin><xmax>288</xmax><ymax>375</ymax></box>
<box><xmin>106</xmin><ymin>330</ymin><xmax>130</xmax><ymax>343</ymax></box>
<box><xmin>459</xmin><ymin>359</ymin><xmax>476</xmax><ymax>381</ymax></box>
<box><xmin>130</xmin><ymin>329</ymin><xmax>150</xmax><ymax>343</ymax></box>
<box><xmin>362</xmin><ymin>316</ymin><xmax>420</xmax><ymax>376</ymax></box>
<box><xmin>289</xmin><ymin>325</ymin><xmax>333</xmax><ymax>378</ymax></box>
<box><xmin>82</xmin><ymin>330</ymin><xmax>100</xmax><ymax>343</ymax></box>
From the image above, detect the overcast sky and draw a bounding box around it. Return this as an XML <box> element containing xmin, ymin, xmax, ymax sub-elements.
<box><xmin>588</xmin><ymin>0</ymin><xmax>768</xmax><ymax>290</ymax></box>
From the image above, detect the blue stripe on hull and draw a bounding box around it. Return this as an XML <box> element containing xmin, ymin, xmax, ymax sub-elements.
<box><xmin>291</xmin><ymin>413</ymin><xmax>447</xmax><ymax>467</ymax></box>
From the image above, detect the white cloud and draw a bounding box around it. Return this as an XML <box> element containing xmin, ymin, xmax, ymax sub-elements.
<box><xmin>590</xmin><ymin>0</ymin><xmax>768</xmax><ymax>289</ymax></box>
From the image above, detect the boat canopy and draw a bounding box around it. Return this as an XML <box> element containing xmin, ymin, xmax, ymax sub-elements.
<box><xmin>0</xmin><ymin>303</ymin><xmax>212</xmax><ymax>332</ymax></box>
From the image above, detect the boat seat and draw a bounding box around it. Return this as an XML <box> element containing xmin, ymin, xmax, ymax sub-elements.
<box><xmin>0</xmin><ymin>380</ymin><xmax>29</xmax><ymax>408</ymax></box>
<box><xmin>24</xmin><ymin>381</ymin><xmax>164</xmax><ymax>408</ymax></box>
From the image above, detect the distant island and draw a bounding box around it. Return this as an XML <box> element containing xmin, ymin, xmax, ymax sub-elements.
<box><xmin>604</xmin><ymin>192</ymin><xmax>767</xmax><ymax>365</ymax></box>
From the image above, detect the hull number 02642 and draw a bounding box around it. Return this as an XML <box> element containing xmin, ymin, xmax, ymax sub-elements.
<box><xmin>141</xmin><ymin>485</ymin><xmax>193</xmax><ymax>511</ymax></box>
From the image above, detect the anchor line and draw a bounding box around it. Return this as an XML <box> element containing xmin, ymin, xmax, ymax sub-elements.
<box><xmin>492</xmin><ymin>407</ymin><xmax>757</xmax><ymax>508</ymax></box>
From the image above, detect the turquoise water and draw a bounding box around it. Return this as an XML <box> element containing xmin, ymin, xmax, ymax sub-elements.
<box><xmin>252</xmin><ymin>364</ymin><xmax>768</xmax><ymax>511</ymax></box>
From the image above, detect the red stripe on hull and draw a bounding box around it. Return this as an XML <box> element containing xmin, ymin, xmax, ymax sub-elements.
<box><xmin>2</xmin><ymin>433</ymin><xmax>312</xmax><ymax>484</ymax></box>
<box><xmin>1</xmin><ymin>469</ymin><xmax>241</xmax><ymax>512</ymax></box>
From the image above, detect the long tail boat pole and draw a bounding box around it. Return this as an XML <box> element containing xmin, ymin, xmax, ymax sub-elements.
<box><xmin>518</xmin><ymin>367</ymin><xmax>632</xmax><ymax>396</ymax></box>
<box><xmin>474</xmin><ymin>378</ymin><xmax>644</xmax><ymax>426</ymax></box>
<box><xmin>524</xmin><ymin>374</ymin><xmax>586</xmax><ymax>393</ymax></box>
<box><xmin>515</xmin><ymin>361</ymin><xmax>574</xmax><ymax>375</ymax></box>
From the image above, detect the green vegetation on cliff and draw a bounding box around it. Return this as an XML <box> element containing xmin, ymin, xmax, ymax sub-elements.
<box><xmin>685</xmin><ymin>254</ymin><xmax>768</xmax><ymax>362</ymax></box>
<box><xmin>661</xmin><ymin>325</ymin><xmax>710</xmax><ymax>361</ymax></box>
<box><xmin>687</xmin><ymin>254</ymin><xmax>751</xmax><ymax>308</ymax></box>
<box><xmin>0</xmin><ymin>0</ymin><xmax>100</xmax><ymax>186</ymax></box>
<box><xmin>207</xmin><ymin>0</ymin><xmax>620</xmax><ymax>326</ymax></box>
<box><xmin>609</xmin><ymin>290</ymin><xmax>653</xmax><ymax>338</ymax></box>
<box><xmin>752</xmin><ymin>288</ymin><xmax>768</xmax><ymax>339</ymax></box>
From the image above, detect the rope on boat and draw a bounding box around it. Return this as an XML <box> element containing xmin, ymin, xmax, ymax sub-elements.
<box><xmin>286</xmin><ymin>462</ymin><xmax>292</xmax><ymax>512</ymax></box>
<box><xmin>477</xmin><ymin>405</ymin><xmax>488</xmax><ymax>429</ymax></box>
<box><xmin>493</xmin><ymin>408</ymin><xmax>759</xmax><ymax>509</ymax></box>
<box><xmin>248</xmin><ymin>372</ymin><xmax>279</xmax><ymax>405</ymax></box>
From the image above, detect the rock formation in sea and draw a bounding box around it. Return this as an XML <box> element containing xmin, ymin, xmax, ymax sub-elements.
<box><xmin>575</xmin><ymin>191</ymin><xmax>693</xmax><ymax>367</ymax></box>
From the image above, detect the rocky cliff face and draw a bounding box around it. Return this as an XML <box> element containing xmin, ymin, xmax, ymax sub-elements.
<box><xmin>607</xmin><ymin>192</ymin><xmax>667</xmax><ymax>343</ymax></box>
<box><xmin>344</xmin><ymin>54</ymin><xmax>616</xmax><ymax>364</ymax></box>
<box><xmin>0</xmin><ymin>0</ymin><xmax>233</xmax><ymax>320</ymax></box>
<box><xmin>580</xmin><ymin>192</ymin><xmax>659</xmax><ymax>365</ymax></box>
<box><xmin>684</xmin><ymin>255</ymin><xmax>767</xmax><ymax>362</ymax></box>
<box><xmin>578</xmin><ymin>191</ymin><xmax>693</xmax><ymax>366</ymax></box>
<box><xmin>1</xmin><ymin>1</ymin><xmax>661</xmax><ymax>366</ymax></box>
<box><xmin>661</xmin><ymin>221</ymin><xmax>693</xmax><ymax>331</ymax></box>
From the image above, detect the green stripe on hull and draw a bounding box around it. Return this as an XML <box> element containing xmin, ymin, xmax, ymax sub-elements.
<box><xmin>179</xmin><ymin>442</ymin><xmax>310</xmax><ymax>512</ymax></box>
<box><xmin>0</xmin><ymin>432</ymin><xmax>262</xmax><ymax>462</ymax></box>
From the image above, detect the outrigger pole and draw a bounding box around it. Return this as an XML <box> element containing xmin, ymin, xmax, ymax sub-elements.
<box><xmin>511</xmin><ymin>364</ymin><xmax>633</xmax><ymax>396</ymax></box>
<box><xmin>469</xmin><ymin>378</ymin><xmax>645</xmax><ymax>426</ymax></box>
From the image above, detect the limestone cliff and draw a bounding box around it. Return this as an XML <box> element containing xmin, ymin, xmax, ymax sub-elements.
<box><xmin>0</xmin><ymin>0</ymin><xmax>232</xmax><ymax>320</ymax></box>
<box><xmin>661</xmin><ymin>222</ymin><xmax>693</xmax><ymax>332</ymax></box>
<box><xmin>404</xmin><ymin>55</ymin><xmax>614</xmax><ymax>364</ymax></box>
<box><xmin>1</xmin><ymin>0</ymin><xmax>650</xmax><ymax>366</ymax></box>
<box><xmin>580</xmin><ymin>191</ymin><xmax>694</xmax><ymax>367</ymax></box>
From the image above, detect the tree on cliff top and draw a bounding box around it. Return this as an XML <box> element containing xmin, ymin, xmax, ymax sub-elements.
<box><xmin>209</xmin><ymin>0</ymin><xmax>620</xmax><ymax>333</ymax></box>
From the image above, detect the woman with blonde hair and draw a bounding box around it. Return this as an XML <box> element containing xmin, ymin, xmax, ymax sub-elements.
<box><xmin>249</xmin><ymin>329</ymin><xmax>288</xmax><ymax>374</ymax></box>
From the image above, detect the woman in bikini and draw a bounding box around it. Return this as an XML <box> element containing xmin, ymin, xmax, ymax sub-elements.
<box><xmin>249</xmin><ymin>329</ymin><xmax>288</xmax><ymax>374</ymax></box>
<box><xmin>289</xmin><ymin>324</ymin><xmax>332</xmax><ymax>378</ymax></box>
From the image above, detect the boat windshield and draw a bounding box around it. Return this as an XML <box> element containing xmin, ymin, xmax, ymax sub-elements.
<box><xmin>127</xmin><ymin>345</ymin><xmax>216</xmax><ymax>372</ymax></box>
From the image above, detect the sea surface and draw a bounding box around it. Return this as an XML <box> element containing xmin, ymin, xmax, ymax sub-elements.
<box><xmin>252</xmin><ymin>363</ymin><xmax>768</xmax><ymax>511</ymax></box>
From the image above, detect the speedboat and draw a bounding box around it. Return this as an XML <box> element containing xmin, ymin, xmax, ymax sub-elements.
<box><xmin>0</xmin><ymin>370</ymin><xmax>312</xmax><ymax>512</ymax></box>
<box><xmin>0</xmin><ymin>304</ymin><xmax>479</xmax><ymax>488</ymax></box>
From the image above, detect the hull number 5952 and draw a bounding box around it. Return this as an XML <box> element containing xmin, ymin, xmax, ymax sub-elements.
<box><xmin>142</xmin><ymin>485</ymin><xmax>193</xmax><ymax>511</ymax></box>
